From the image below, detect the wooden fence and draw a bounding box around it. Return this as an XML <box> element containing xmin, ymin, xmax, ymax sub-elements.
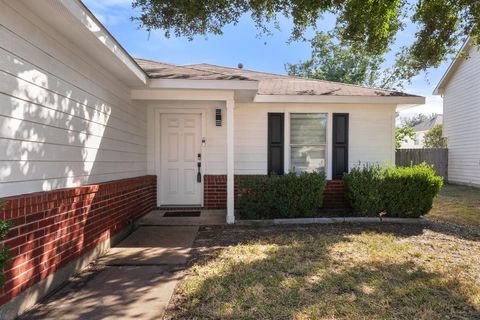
<box><xmin>395</xmin><ymin>148</ymin><xmax>448</xmax><ymax>179</ymax></box>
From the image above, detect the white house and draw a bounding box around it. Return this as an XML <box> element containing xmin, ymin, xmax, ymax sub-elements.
<box><xmin>0</xmin><ymin>0</ymin><xmax>425</xmax><ymax>221</ymax></box>
<box><xmin>400</xmin><ymin>114</ymin><xmax>443</xmax><ymax>149</ymax></box>
<box><xmin>434</xmin><ymin>38</ymin><xmax>480</xmax><ymax>187</ymax></box>
<box><xmin>0</xmin><ymin>0</ymin><xmax>425</xmax><ymax>316</ymax></box>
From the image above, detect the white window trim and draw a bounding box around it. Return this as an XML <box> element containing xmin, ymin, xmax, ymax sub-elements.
<box><xmin>284</xmin><ymin>112</ymin><xmax>331</xmax><ymax>179</ymax></box>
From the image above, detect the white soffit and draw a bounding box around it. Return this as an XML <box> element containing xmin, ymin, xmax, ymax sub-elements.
<box><xmin>131</xmin><ymin>89</ymin><xmax>236</xmax><ymax>101</ymax></box>
<box><xmin>148</xmin><ymin>79</ymin><xmax>259</xmax><ymax>90</ymax></box>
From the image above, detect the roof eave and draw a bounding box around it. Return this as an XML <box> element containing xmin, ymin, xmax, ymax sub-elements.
<box><xmin>433</xmin><ymin>37</ymin><xmax>472</xmax><ymax>95</ymax></box>
<box><xmin>253</xmin><ymin>94</ymin><xmax>425</xmax><ymax>106</ymax></box>
<box><xmin>69</xmin><ymin>0</ymin><xmax>147</xmax><ymax>84</ymax></box>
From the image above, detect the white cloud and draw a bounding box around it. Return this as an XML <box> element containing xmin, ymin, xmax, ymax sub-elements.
<box><xmin>83</xmin><ymin>0</ymin><xmax>132</xmax><ymax>27</ymax></box>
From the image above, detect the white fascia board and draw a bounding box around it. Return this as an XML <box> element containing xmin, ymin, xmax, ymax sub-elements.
<box><xmin>395</xmin><ymin>103</ymin><xmax>426</xmax><ymax>112</ymax></box>
<box><xmin>64</xmin><ymin>0</ymin><xmax>147</xmax><ymax>84</ymax></box>
<box><xmin>148</xmin><ymin>79</ymin><xmax>259</xmax><ymax>90</ymax></box>
<box><xmin>433</xmin><ymin>37</ymin><xmax>472</xmax><ymax>95</ymax></box>
<box><xmin>254</xmin><ymin>94</ymin><xmax>425</xmax><ymax>105</ymax></box>
<box><xmin>131</xmin><ymin>89</ymin><xmax>235</xmax><ymax>101</ymax></box>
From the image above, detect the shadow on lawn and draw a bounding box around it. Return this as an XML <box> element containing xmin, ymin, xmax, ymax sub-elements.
<box><xmin>425</xmin><ymin>220</ymin><xmax>480</xmax><ymax>241</ymax></box>
<box><xmin>168</xmin><ymin>224</ymin><xmax>480</xmax><ymax>319</ymax></box>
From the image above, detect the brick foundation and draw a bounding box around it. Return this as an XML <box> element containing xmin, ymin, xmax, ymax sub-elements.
<box><xmin>204</xmin><ymin>175</ymin><xmax>228</xmax><ymax>209</ymax></box>
<box><xmin>0</xmin><ymin>175</ymin><xmax>156</xmax><ymax>306</ymax></box>
<box><xmin>322</xmin><ymin>180</ymin><xmax>350</xmax><ymax>209</ymax></box>
<box><xmin>204</xmin><ymin>174</ymin><xmax>350</xmax><ymax>210</ymax></box>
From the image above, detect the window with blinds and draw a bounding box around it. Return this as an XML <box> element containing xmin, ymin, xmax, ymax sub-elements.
<box><xmin>290</xmin><ymin>113</ymin><xmax>327</xmax><ymax>173</ymax></box>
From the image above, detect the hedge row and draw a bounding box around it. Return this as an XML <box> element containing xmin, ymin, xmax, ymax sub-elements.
<box><xmin>343</xmin><ymin>163</ymin><xmax>443</xmax><ymax>218</ymax></box>
<box><xmin>236</xmin><ymin>172</ymin><xmax>326</xmax><ymax>219</ymax></box>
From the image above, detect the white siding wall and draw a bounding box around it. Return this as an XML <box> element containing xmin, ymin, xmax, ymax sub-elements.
<box><xmin>235</xmin><ymin>103</ymin><xmax>396</xmax><ymax>177</ymax></box>
<box><xmin>443</xmin><ymin>46</ymin><xmax>480</xmax><ymax>187</ymax></box>
<box><xmin>147</xmin><ymin>102</ymin><xmax>396</xmax><ymax>179</ymax></box>
<box><xmin>0</xmin><ymin>1</ymin><xmax>148</xmax><ymax>197</ymax></box>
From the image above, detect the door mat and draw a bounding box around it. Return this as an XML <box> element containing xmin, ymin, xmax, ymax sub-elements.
<box><xmin>163</xmin><ymin>211</ymin><xmax>201</xmax><ymax>217</ymax></box>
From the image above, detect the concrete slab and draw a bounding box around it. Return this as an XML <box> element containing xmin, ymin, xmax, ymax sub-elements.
<box><xmin>0</xmin><ymin>224</ymin><xmax>134</xmax><ymax>320</ymax></box>
<box><xmin>237</xmin><ymin>217</ymin><xmax>428</xmax><ymax>225</ymax></box>
<box><xmin>22</xmin><ymin>266</ymin><xmax>182</xmax><ymax>320</ymax></box>
<box><xmin>139</xmin><ymin>210</ymin><xmax>226</xmax><ymax>226</ymax></box>
<box><xmin>99</xmin><ymin>226</ymin><xmax>198</xmax><ymax>265</ymax></box>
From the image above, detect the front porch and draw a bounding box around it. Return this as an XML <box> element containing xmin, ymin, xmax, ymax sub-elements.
<box><xmin>139</xmin><ymin>93</ymin><xmax>240</xmax><ymax>224</ymax></box>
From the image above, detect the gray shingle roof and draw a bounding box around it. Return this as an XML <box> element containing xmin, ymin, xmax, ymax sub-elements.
<box><xmin>412</xmin><ymin>115</ymin><xmax>443</xmax><ymax>132</ymax></box>
<box><xmin>135</xmin><ymin>58</ymin><xmax>420</xmax><ymax>97</ymax></box>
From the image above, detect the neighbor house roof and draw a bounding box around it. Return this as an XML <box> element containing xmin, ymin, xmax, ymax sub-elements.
<box><xmin>135</xmin><ymin>58</ymin><xmax>420</xmax><ymax>98</ymax></box>
<box><xmin>412</xmin><ymin>114</ymin><xmax>443</xmax><ymax>132</ymax></box>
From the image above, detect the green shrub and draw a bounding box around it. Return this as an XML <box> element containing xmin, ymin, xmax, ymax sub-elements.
<box><xmin>0</xmin><ymin>200</ymin><xmax>12</xmax><ymax>287</ymax></box>
<box><xmin>343</xmin><ymin>163</ymin><xmax>443</xmax><ymax>218</ymax></box>
<box><xmin>343</xmin><ymin>164</ymin><xmax>385</xmax><ymax>216</ymax></box>
<box><xmin>236</xmin><ymin>172</ymin><xmax>326</xmax><ymax>219</ymax></box>
<box><xmin>383</xmin><ymin>163</ymin><xmax>443</xmax><ymax>218</ymax></box>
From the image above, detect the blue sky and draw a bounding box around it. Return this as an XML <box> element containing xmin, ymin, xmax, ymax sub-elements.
<box><xmin>84</xmin><ymin>0</ymin><xmax>451</xmax><ymax>118</ymax></box>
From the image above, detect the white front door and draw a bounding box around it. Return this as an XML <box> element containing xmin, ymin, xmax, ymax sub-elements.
<box><xmin>160</xmin><ymin>113</ymin><xmax>202</xmax><ymax>205</ymax></box>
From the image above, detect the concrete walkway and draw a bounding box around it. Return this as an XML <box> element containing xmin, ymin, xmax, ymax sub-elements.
<box><xmin>21</xmin><ymin>224</ymin><xmax>200</xmax><ymax>320</ymax></box>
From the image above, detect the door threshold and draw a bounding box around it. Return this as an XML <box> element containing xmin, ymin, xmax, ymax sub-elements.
<box><xmin>158</xmin><ymin>205</ymin><xmax>202</xmax><ymax>208</ymax></box>
<box><xmin>157</xmin><ymin>205</ymin><xmax>203</xmax><ymax>210</ymax></box>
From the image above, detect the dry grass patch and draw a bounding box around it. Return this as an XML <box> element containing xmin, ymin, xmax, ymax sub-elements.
<box><xmin>167</xmin><ymin>224</ymin><xmax>480</xmax><ymax>319</ymax></box>
<box><xmin>427</xmin><ymin>183</ymin><xmax>480</xmax><ymax>227</ymax></box>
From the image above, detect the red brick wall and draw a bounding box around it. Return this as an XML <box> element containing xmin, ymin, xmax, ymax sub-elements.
<box><xmin>0</xmin><ymin>175</ymin><xmax>156</xmax><ymax>306</ymax></box>
<box><xmin>204</xmin><ymin>175</ymin><xmax>349</xmax><ymax>210</ymax></box>
<box><xmin>204</xmin><ymin>175</ymin><xmax>228</xmax><ymax>209</ymax></box>
<box><xmin>323</xmin><ymin>180</ymin><xmax>350</xmax><ymax>209</ymax></box>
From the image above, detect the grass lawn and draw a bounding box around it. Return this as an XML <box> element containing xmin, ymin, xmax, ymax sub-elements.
<box><xmin>166</xmin><ymin>184</ymin><xmax>480</xmax><ymax>320</ymax></box>
<box><xmin>426</xmin><ymin>183</ymin><xmax>480</xmax><ymax>231</ymax></box>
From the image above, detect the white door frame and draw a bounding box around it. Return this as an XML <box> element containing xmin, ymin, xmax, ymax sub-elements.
<box><xmin>154</xmin><ymin>108</ymin><xmax>207</xmax><ymax>207</ymax></box>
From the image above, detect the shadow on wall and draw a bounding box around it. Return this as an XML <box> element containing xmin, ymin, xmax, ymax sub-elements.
<box><xmin>0</xmin><ymin>46</ymin><xmax>147</xmax><ymax>196</ymax></box>
<box><xmin>0</xmin><ymin>39</ymin><xmax>151</xmax><ymax>315</ymax></box>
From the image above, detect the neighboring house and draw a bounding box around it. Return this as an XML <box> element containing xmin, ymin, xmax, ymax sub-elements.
<box><xmin>400</xmin><ymin>114</ymin><xmax>443</xmax><ymax>149</ymax></box>
<box><xmin>434</xmin><ymin>38</ymin><xmax>480</xmax><ymax>187</ymax></box>
<box><xmin>0</xmin><ymin>0</ymin><xmax>424</xmax><ymax>317</ymax></box>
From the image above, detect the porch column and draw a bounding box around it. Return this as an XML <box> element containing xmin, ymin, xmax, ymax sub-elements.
<box><xmin>226</xmin><ymin>99</ymin><xmax>235</xmax><ymax>224</ymax></box>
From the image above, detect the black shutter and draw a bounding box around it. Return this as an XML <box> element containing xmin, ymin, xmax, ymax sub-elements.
<box><xmin>332</xmin><ymin>113</ymin><xmax>349</xmax><ymax>180</ymax></box>
<box><xmin>267</xmin><ymin>113</ymin><xmax>284</xmax><ymax>175</ymax></box>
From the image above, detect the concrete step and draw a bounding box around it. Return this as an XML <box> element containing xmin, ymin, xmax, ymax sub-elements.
<box><xmin>99</xmin><ymin>226</ymin><xmax>198</xmax><ymax>265</ymax></box>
